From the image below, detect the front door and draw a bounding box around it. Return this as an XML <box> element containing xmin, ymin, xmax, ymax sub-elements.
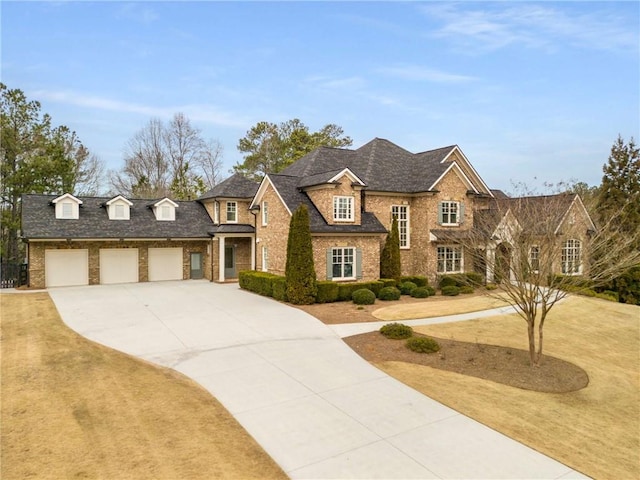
<box><xmin>224</xmin><ymin>245</ymin><xmax>236</xmax><ymax>279</ymax></box>
<box><xmin>190</xmin><ymin>252</ymin><xmax>203</xmax><ymax>279</ymax></box>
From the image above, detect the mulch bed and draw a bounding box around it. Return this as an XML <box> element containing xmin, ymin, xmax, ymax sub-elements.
<box><xmin>343</xmin><ymin>331</ymin><xmax>589</xmax><ymax>393</ymax></box>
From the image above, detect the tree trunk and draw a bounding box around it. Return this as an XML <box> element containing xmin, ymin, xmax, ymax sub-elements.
<box><xmin>527</xmin><ymin>320</ymin><xmax>536</xmax><ymax>367</ymax></box>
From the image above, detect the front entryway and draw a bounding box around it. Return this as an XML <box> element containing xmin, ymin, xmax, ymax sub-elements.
<box><xmin>190</xmin><ymin>252</ymin><xmax>203</xmax><ymax>279</ymax></box>
<box><xmin>224</xmin><ymin>245</ymin><xmax>236</xmax><ymax>279</ymax></box>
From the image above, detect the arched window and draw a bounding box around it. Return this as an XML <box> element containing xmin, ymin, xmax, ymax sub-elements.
<box><xmin>562</xmin><ymin>239</ymin><xmax>581</xmax><ymax>274</ymax></box>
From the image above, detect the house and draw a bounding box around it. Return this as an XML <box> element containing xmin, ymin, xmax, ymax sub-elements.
<box><xmin>21</xmin><ymin>138</ymin><xmax>596</xmax><ymax>288</ymax></box>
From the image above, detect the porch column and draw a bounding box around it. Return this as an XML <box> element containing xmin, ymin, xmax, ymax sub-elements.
<box><xmin>486</xmin><ymin>245</ymin><xmax>496</xmax><ymax>283</ymax></box>
<box><xmin>250</xmin><ymin>235</ymin><xmax>255</xmax><ymax>271</ymax></box>
<box><xmin>218</xmin><ymin>235</ymin><xmax>225</xmax><ymax>282</ymax></box>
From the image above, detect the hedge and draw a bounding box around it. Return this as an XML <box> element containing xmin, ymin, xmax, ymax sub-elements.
<box><xmin>400</xmin><ymin>275</ymin><xmax>429</xmax><ymax>287</ymax></box>
<box><xmin>238</xmin><ymin>270</ymin><xmax>279</xmax><ymax>297</ymax></box>
<box><xmin>316</xmin><ymin>281</ymin><xmax>339</xmax><ymax>303</ymax></box>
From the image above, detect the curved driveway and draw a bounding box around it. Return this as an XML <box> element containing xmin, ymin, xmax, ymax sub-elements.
<box><xmin>49</xmin><ymin>281</ymin><xmax>587</xmax><ymax>479</ymax></box>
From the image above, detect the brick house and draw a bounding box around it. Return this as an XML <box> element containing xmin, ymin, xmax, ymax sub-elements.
<box><xmin>21</xmin><ymin>138</ymin><xmax>596</xmax><ymax>288</ymax></box>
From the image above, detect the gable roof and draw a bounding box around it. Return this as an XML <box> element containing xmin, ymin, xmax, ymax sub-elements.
<box><xmin>22</xmin><ymin>194</ymin><xmax>215</xmax><ymax>240</ymax></box>
<box><xmin>198</xmin><ymin>173</ymin><xmax>259</xmax><ymax>200</ymax></box>
<box><xmin>281</xmin><ymin>138</ymin><xmax>492</xmax><ymax>195</ymax></box>
<box><xmin>267</xmin><ymin>174</ymin><xmax>386</xmax><ymax>235</ymax></box>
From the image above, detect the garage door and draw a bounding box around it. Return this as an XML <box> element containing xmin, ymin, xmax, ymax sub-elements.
<box><xmin>148</xmin><ymin>247</ymin><xmax>183</xmax><ymax>281</ymax></box>
<box><xmin>45</xmin><ymin>249</ymin><xmax>89</xmax><ymax>287</ymax></box>
<box><xmin>100</xmin><ymin>248</ymin><xmax>139</xmax><ymax>284</ymax></box>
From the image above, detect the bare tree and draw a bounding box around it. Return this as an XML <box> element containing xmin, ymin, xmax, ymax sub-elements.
<box><xmin>110</xmin><ymin>114</ymin><xmax>224</xmax><ymax>199</ymax></box>
<box><xmin>458</xmin><ymin>192</ymin><xmax>639</xmax><ymax>366</ymax></box>
<box><xmin>195</xmin><ymin>139</ymin><xmax>224</xmax><ymax>190</ymax></box>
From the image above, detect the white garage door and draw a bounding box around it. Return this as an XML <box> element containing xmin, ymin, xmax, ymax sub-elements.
<box><xmin>100</xmin><ymin>248</ymin><xmax>139</xmax><ymax>284</ymax></box>
<box><xmin>148</xmin><ymin>247</ymin><xmax>183</xmax><ymax>281</ymax></box>
<box><xmin>45</xmin><ymin>249</ymin><xmax>89</xmax><ymax>287</ymax></box>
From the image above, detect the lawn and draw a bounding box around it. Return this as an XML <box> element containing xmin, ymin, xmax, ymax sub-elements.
<box><xmin>0</xmin><ymin>292</ymin><xmax>287</xmax><ymax>480</ymax></box>
<box><xmin>373</xmin><ymin>296</ymin><xmax>639</xmax><ymax>480</ymax></box>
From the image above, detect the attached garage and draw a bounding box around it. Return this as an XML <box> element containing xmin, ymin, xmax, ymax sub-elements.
<box><xmin>45</xmin><ymin>249</ymin><xmax>89</xmax><ymax>287</ymax></box>
<box><xmin>100</xmin><ymin>248</ymin><xmax>139</xmax><ymax>284</ymax></box>
<box><xmin>148</xmin><ymin>247</ymin><xmax>184</xmax><ymax>281</ymax></box>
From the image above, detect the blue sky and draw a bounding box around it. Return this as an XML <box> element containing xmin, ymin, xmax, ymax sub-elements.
<box><xmin>2</xmin><ymin>1</ymin><xmax>638</xmax><ymax>193</ymax></box>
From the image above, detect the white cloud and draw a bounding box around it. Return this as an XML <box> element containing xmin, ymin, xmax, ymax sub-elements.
<box><xmin>115</xmin><ymin>3</ymin><xmax>159</xmax><ymax>24</ymax></box>
<box><xmin>32</xmin><ymin>89</ymin><xmax>247</xmax><ymax>127</ymax></box>
<box><xmin>378</xmin><ymin>65</ymin><xmax>478</xmax><ymax>84</ymax></box>
<box><xmin>421</xmin><ymin>3</ymin><xmax>638</xmax><ymax>54</ymax></box>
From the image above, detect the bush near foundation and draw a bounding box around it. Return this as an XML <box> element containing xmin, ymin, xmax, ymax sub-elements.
<box><xmin>378</xmin><ymin>286</ymin><xmax>401</xmax><ymax>301</ymax></box>
<box><xmin>411</xmin><ymin>286</ymin><xmax>431</xmax><ymax>298</ymax></box>
<box><xmin>441</xmin><ymin>285</ymin><xmax>460</xmax><ymax>296</ymax></box>
<box><xmin>352</xmin><ymin>288</ymin><xmax>376</xmax><ymax>305</ymax></box>
<box><xmin>316</xmin><ymin>281</ymin><xmax>339</xmax><ymax>303</ymax></box>
<box><xmin>400</xmin><ymin>275</ymin><xmax>429</xmax><ymax>287</ymax></box>
<box><xmin>399</xmin><ymin>281</ymin><xmax>418</xmax><ymax>295</ymax></box>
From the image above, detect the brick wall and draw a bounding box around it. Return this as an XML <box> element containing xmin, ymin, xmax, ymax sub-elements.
<box><xmin>255</xmin><ymin>184</ymin><xmax>291</xmax><ymax>276</ymax></box>
<box><xmin>305</xmin><ymin>175</ymin><xmax>362</xmax><ymax>226</ymax></box>
<box><xmin>313</xmin><ymin>235</ymin><xmax>383</xmax><ymax>282</ymax></box>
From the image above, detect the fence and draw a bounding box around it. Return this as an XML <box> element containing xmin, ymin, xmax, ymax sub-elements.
<box><xmin>0</xmin><ymin>263</ymin><xmax>28</xmax><ymax>288</ymax></box>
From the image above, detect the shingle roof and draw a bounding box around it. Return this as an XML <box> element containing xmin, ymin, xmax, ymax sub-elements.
<box><xmin>268</xmin><ymin>174</ymin><xmax>387</xmax><ymax>234</ymax></box>
<box><xmin>22</xmin><ymin>194</ymin><xmax>215</xmax><ymax>239</ymax></box>
<box><xmin>281</xmin><ymin>138</ymin><xmax>457</xmax><ymax>193</ymax></box>
<box><xmin>198</xmin><ymin>173</ymin><xmax>259</xmax><ymax>200</ymax></box>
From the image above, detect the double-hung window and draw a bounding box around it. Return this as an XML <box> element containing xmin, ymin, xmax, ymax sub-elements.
<box><xmin>437</xmin><ymin>246</ymin><xmax>463</xmax><ymax>273</ymax></box>
<box><xmin>332</xmin><ymin>247</ymin><xmax>355</xmax><ymax>280</ymax></box>
<box><xmin>214</xmin><ymin>202</ymin><xmax>219</xmax><ymax>224</ymax></box>
<box><xmin>439</xmin><ymin>201</ymin><xmax>461</xmax><ymax>226</ymax></box>
<box><xmin>333</xmin><ymin>196</ymin><xmax>354</xmax><ymax>222</ymax></box>
<box><xmin>562</xmin><ymin>239</ymin><xmax>581</xmax><ymax>274</ymax></box>
<box><xmin>262</xmin><ymin>201</ymin><xmax>268</xmax><ymax>226</ymax></box>
<box><xmin>226</xmin><ymin>201</ymin><xmax>237</xmax><ymax>223</ymax></box>
<box><xmin>391</xmin><ymin>205</ymin><xmax>409</xmax><ymax>248</ymax></box>
<box><xmin>529</xmin><ymin>246</ymin><xmax>540</xmax><ymax>272</ymax></box>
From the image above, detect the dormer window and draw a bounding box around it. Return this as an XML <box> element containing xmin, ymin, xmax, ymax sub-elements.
<box><xmin>105</xmin><ymin>195</ymin><xmax>133</xmax><ymax>220</ymax></box>
<box><xmin>52</xmin><ymin>193</ymin><xmax>82</xmax><ymax>220</ymax></box>
<box><xmin>62</xmin><ymin>202</ymin><xmax>73</xmax><ymax>218</ymax></box>
<box><xmin>152</xmin><ymin>198</ymin><xmax>178</xmax><ymax>221</ymax></box>
<box><xmin>333</xmin><ymin>196</ymin><xmax>354</xmax><ymax>222</ymax></box>
<box><xmin>226</xmin><ymin>201</ymin><xmax>237</xmax><ymax>223</ymax></box>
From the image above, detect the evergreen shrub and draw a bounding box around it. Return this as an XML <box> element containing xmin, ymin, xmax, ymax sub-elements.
<box><xmin>378</xmin><ymin>286</ymin><xmax>401</xmax><ymax>301</ymax></box>
<box><xmin>399</xmin><ymin>281</ymin><xmax>418</xmax><ymax>295</ymax></box>
<box><xmin>401</xmin><ymin>275</ymin><xmax>429</xmax><ymax>287</ymax></box>
<box><xmin>316</xmin><ymin>281</ymin><xmax>339</xmax><ymax>303</ymax></box>
<box><xmin>352</xmin><ymin>288</ymin><xmax>376</xmax><ymax>305</ymax></box>
<box><xmin>441</xmin><ymin>285</ymin><xmax>460</xmax><ymax>296</ymax></box>
<box><xmin>411</xmin><ymin>286</ymin><xmax>431</xmax><ymax>298</ymax></box>
<box><xmin>406</xmin><ymin>336</ymin><xmax>440</xmax><ymax>353</ymax></box>
<box><xmin>380</xmin><ymin>322</ymin><xmax>413</xmax><ymax>339</ymax></box>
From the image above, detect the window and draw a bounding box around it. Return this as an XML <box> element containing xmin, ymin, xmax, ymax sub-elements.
<box><xmin>262</xmin><ymin>246</ymin><xmax>268</xmax><ymax>272</ymax></box>
<box><xmin>562</xmin><ymin>239</ymin><xmax>581</xmax><ymax>274</ymax></box>
<box><xmin>391</xmin><ymin>205</ymin><xmax>409</xmax><ymax>248</ymax></box>
<box><xmin>61</xmin><ymin>202</ymin><xmax>73</xmax><ymax>219</ymax></box>
<box><xmin>262</xmin><ymin>201</ymin><xmax>268</xmax><ymax>226</ymax></box>
<box><xmin>161</xmin><ymin>205</ymin><xmax>171</xmax><ymax>219</ymax></box>
<box><xmin>439</xmin><ymin>201</ymin><xmax>462</xmax><ymax>226</ymax></box>
<box><xmin>437</xmin><ymin>246</ymin><xmax>463</xmax><ymax>273</ymax></box>
<box><xmin>332</xmin><ymin>247</ymin><xmax>355</xmax><ymax>279</ymax></box>
<box><xmin>214</xmin><ymin>202</ymin><xmax>219</xmax><ymax>224</ymax></box>
<box><xmin>529</xmin><ymin>246</ymin><xmax>540</xmax><ymax>272</ymax></box>
<box><xmin>226</xmin><ymin>201</ymin><xmax>237</xmax><ymax>223</ymax></box>
<box><xmin>115</xmin><ymin>204</ymin><xmax>125</xmax><ymax>219</ymax></box>
<box><xmin>333</xmin><ymin>196</ymin><xmax>354</xmax><ymax>222</ymax></box>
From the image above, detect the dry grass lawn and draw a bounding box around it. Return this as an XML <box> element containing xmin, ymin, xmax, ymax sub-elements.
<box><xmin>372</xmin><ymin>292</ymin><xmax>509</xmax><ymax>321</ymax></box>
<box><xmin>0</xmin><ymin>292</ymin><xmax>287</xmax><ymax>480</ymax></box>
<box><xmin>374</xmin><ymin>296</ymin><xmax>639</xmax><ymax>480</ymax></box>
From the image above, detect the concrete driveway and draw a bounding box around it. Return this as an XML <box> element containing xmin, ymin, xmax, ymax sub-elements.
<box><xmin>49</xmin><ymin>281</ymin><xmax>587</xmax><ymax>479</ymax></box>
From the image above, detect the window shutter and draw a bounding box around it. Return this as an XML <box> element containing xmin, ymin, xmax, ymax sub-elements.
<box><xmin>438</xmin><ymin>202</ymin><xmax>444</xmax><ymax>225</ymax></box>
<box><xmin>459</xmin><ymin>203</ymin><xmax>465</xmax><ymax>224</ymax></box>
<box><xmin>356</xmin><ymin>248</ymin><xmax>363</xmax><ymax>280</ymax></box>
<box><xmin>326</xmin><ymin>249</ymin><xmax>333</xmax><ymax>280</ymax></box>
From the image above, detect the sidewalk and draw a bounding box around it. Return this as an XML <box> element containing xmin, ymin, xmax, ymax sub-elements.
<box><xmin>48</xmin><ymin>281</ymin><xmax>588</xmax><ymax>479</ymax></box>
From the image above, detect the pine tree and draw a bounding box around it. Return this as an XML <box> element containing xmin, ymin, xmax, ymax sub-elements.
<box><xmin>598</xmin><ymin>135</ymin><xmax>640</xmax><ymax>236</ymax></box>
<box><xmin>380</xmin><ymin>216</ymin><xmax>401</xmax><ymax>282</ymax></box>
<box><xmin>285</xmin><ymin>204</ymin><xmax>317</xmax><ymax>304</ymax></box>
